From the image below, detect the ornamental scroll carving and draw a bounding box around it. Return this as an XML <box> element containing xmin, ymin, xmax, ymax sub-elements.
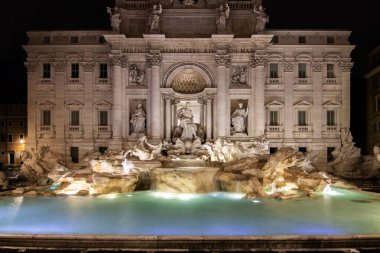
<box><xmin>283</xmin><ymin>62</ymin><xmax>295</xmax><ymax>72</ymax></box>
<box><xmin>312</xmin><ymin>62</ymin><xmax>323</xmax><ymax>72</ymax></box>
<box><xmin>24</xmin><ymin>62</ymin><xmax>38</xmax><ymax>72</ymax></box>
<box><xmin>82</xmin><ymin>62</ymin><xmax>95</xmax><ymax>72</ymax></box>
<box><xmin>340</xmin><ymin>61</ymin><xmax>353</xmax><ymax>72</ymax></box>
<box><xmin>54</xmin><ymin>62</ymin><xmax>67</xmax><ymax>72</ymax></box>
<box><xmin>146</xmin><ymin>54</ymin><xmax>162</xmax><ymax>67</ymax></box>
<box><xmin>215</xmin><ymin>54</ymin><xmax>231</xmax><ymax>67</ymax></box>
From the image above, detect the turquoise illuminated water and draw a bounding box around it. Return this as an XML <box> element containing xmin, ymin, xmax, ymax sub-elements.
<box><xmin>0</xmin><ymin>188</ymin><xmax>380</xmax><ymax>236</ymax></box>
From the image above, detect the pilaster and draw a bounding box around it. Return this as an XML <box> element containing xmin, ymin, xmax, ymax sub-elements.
<box><xmin>340</xmin><ymin>61</ymin><xmax>353</xmax><ymax>130</ymax></box>
<box><xmin>283</xmin><ymin>61</ymin><xmax>296</xmax><ymax>142</ymax></box>
<box><xmin>215</xmin><ymin>54</ymin><xmax>231</xmax><ymax>137</ymax></box>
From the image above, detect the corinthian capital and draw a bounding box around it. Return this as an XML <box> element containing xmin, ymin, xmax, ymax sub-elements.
<box><xmin>109</xmin><ymin>54</ymin><xmax>127</xmax><ymax>67</ymax></box>
<box><xmin>340</xmin><ymin>61</ymin><xmax>353</xmax><ymax>72</ymax></box>
<box><xmin>215</xmin><ymin>54</ymin><xmax>231</xmax><ymax>67</ymax></box>
<box><xmin>249</xmin><ymin>54</ymin><xmax>267</xmax><ymax>68</ymax></box>
<box><xmin>146</xmin><ymin>54</ymin><xmax>162</xmax><ymax>67</ymax></box>
<box><xmin>24</xmin><ymin>62</ymin><xmax>38</xmax><ymax>72</ymax></box>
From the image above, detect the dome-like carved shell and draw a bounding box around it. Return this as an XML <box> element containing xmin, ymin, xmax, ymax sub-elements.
<box><xmin>171</xmin><ymin>68</ymin><xmax>207</xmax><ymax>94</ymax></box>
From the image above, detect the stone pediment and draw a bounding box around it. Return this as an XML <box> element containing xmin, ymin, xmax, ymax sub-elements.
<box><xmin>65</xmin><ymin>100</ymin><xmax>84</xmax><ymax>109</ymax></box>
<box><xmin>294</xmin><ymin>100</ymin><xmax>312</xmax><ymax>107</ymax></box>
<box><xmin>324</xmin><ymin>53</ymin><xmax>341</xmax><ymax>62</ymax></box>
<box><xmin>295</xmin><ymin>53</ymin><xmax>312</xmax><ymax>62</ymax></box>
<box><xmin>323</xmin><ymin>100</ymin><xmax>341</xmax><ymax>107</ymax></box>
<box><xmin>266</xmin><ymin>100</ymin><xmax>283</xmax><ymax>108</ymax></box>
<box><xmin>38</xmin><ymin>101</ymin><xmax>55</xmax><ymax>108</ymax></box>
<box><xmin>95</xmin><ymin>100</ymin><xmax>112</xmax><ymax>109</ymax></box>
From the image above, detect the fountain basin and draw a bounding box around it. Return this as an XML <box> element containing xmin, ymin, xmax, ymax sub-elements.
<box><xmin>151</xmin><ymin>167</ymin><xmax>220</xmax><ymax>193</ymax></box>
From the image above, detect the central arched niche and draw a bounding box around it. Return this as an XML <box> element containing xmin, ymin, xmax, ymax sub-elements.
<box><xmin>164</xmin><ymin>63</ymin><xmax>214</xmax><ymax>94</ymax></box>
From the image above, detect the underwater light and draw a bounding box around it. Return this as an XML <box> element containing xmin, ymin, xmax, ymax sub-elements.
<box><xmin>322</xmin><ymin>185</ymin><xmax>341</xmax><ymax>196</ymax></box>
<box><xmin>151</xmin><ymin>191</ymin><xmax>198</xmax><ymax>201</ymax></box>
<box><xmin>97</xmin><ymin>193</ymin><xmax>121</xmax><ymax>199</ymax></box>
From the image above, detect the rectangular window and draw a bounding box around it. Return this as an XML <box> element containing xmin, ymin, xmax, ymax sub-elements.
<box><xmin>327</xmin><ymin>110</ymin><xmax>335</xmax><ymax>126</ymax></box>
<box><xmin>71</xmin><ymin>63</ymin><xmax>79</xmax><ymax>78</ymax></box>
<box><xmin>42</xmin><ymin>110</ymin><xmax>51</xmax><ymax>126</ymax></box>
<box><xmin>269</xmin><ymin>111</ymin><xmax>278</xmax><ymax>126</ymax></box>
<box><xmin>0</xmin><ymin>121</ymin><xmax>4</xmax><ymax>127</ymax></box>
<box><xmin>0</xmin><ymin>135</ymin><xmax>5</xmax><ymax>142</ymax></box>
<box><xmin>327</xmin><ymin>147</ymin><xmax>335</xmax><ymax>162</ymax></box>
<box><xmin>299</xmin><ymin>147</ymin><xmax>307</xmax><ymax>153</ymax></box>
<box><xmin>327</xmin><ymin>36</ymin><xmax>335</xmax><ymax>44</ymax></box>
<box><xmin>42</xmin><ymin>63</ymin><xmax>51</xmax><ymax>78</ymax></box>
<box><xmin>327</xmin><ymin>64</ymin><xmax>335</xmax><ymax>78</ymax></box>
<box><xmin>71</xmin><ymin>110</ymin><xmax>80</xmax><ymax>126</ymax></box>
<box><xmin>19</xmin><ymin>120</ymin><xmax>24</xmax><ymax>127</ymax></box>
<box><xmin>99</xmin><ymin>64</ymin><xmax>108</xmax><ymax>79</ymax></box>
<box><xmin>99</xmin><ymin>111</ymin><xmax>108</xmax><ymax>126</ymax></box>
<box><xmin>299</xmin><ymin>36</ymin><xmax>306</xmax><ymax>44</ymax></box>
<box><xmin>99</xmin><ymin>36</ymin><xmax>106</xmax><ymax>44</ymax></box>
<box><xmin>298</xmin><ymin>63</ymin><xmax>307</xmax><ymax>78</ymax></box>
<box><xmin>8</xmin><ymin>134</ymin><xmax>13</xmax><ymax>143</ymax></box>
<box><xmin>43</xmin><ymin>36</ymin><xmax>50</xmax><ymax>44</ymax></box>
<box><xmin>269</xmin><ymin>63</ymin><xmax>278</xmax><ymax>78</ymax></box>
<box><xmin>70</xmin><ymin>36</ymin><xmax>79</xmax><ymax>43</ymax></box>
<box><xmin>8</xmin><ymin>121</ymin><xmax>12</xmax><ymax>127</ymax></box>
<box><xmin>20</xmin><ymin>134</ymin><xmax>24</xmax><ymax>140</ymax></box>
<box><xmin>298</xmin><ymin>111</ymin><xmax>307</xmax><ymax>126</ymax></box>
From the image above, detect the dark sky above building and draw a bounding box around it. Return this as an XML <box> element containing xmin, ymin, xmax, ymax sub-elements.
<box><xmin>1</xmin><ymin>0</ymin><xmax>380</xmax><ymax>149</ymax></box>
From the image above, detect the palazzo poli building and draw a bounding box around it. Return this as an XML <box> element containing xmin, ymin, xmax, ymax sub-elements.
<box><xmin>24</xmin><ymin>0</ymin><xmax>354</xmax><ymax>162</ymax></box>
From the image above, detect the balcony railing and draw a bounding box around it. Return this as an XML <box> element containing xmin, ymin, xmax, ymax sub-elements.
<box><xmin>68</xmin><ymin>125</ymin><xmax>82</xmax><ymax>132</ymax></box>
<box><xmin>266</xmin><ymin>78</ymin><xmax>282</xmax><ymax>84</ymax></box>
<box><xmin>40</xmin><ymin>78</ymin><xmax>51</xmax><ymax>84</ymax></box>
<box><xmin>68</xmin><ymin>78</ymin><xmax>80</xmax><ymax>84</ymax></box>
<box><xmin>323</xmin><ymin>125</ymin><xmax>339</xmax><ymax>132</ymax></box>
<box><xmin>324</xmin><ymin>78</ymin><xmax>340</xmax><ymax>84</ymax></box>
<box><xmin>266</xmin><ymin>125</ymin><xmax>284</xmax><ymax>132</ymax></box>
<box><xmin>296</xmin><ymin>78</ymin><xmax>311</xmax><ymax>84</ymax></box>
<box><xmin>39</xmin><ymin>125</ymin><xmax>53</xmax><ymax>131</ymax></box>
<box><xmin>97</xmin><ymin>126</ymin><xmax>111</xmax><ymax>132</ymax></box>
<box><xmin>294</xmin><ymin>125</ymin><xmax>312</xmax><ymax>132</ymax></box>
<box><xmin>98</xmin><ymin>78</ymin><xmax>108</xmax><ymax>84</ymax></box>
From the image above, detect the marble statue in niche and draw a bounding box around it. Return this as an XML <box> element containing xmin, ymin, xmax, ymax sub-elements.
<box><xmin>216</xmin><ymin>2</ymin><xmax>230</xmax><ymax>32</ymax></box>
<box><xmin>106</xmin><ymin>7</ymin><xmax>121</xmax><ymax>33</ymax></box>
<box><xmin>231</xmin><ymin>103</ymin><xmax>248</xmax><ymax>135</ymax></box>
<box><xmin>129</xmin><ymin>64</ymin><xmax>145</xmax><ymax>85</ymax></box>
<box><xmin>231</xmin><ymin>66</ymin><xmax>248</xmax><ymax>86</ymax></box>
<box><xmin>176</xmin><ymin>102</ymin><xmax>198</xmax><ymax>140</ymax></box>
<box><xmin>254</xmin><ymin>5</ymin><xmax>269</xmax><ymax>33</ymax></box>
<box><xmin>130</xmin><ymin>104</ymin><xmax>146</xmax><ymax>134</ymax></box>
<box><xmin>148</xmin><ymin>3</ymin><xmax>162</xmax><ymax>33</ymax></box>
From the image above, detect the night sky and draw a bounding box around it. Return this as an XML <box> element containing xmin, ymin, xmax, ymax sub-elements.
<box><xmin>1</xmin><ymin>0</ymin><xmax>380</xmax><ymax>151</ymax></box>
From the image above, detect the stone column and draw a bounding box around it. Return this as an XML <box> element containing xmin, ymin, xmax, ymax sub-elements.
<box><xmin>251</xmin><ymin>54</ymin><xmax>267</xmax><ymax>137</ymax></box>
<box><xmin>340</xmin><ymin>61</ymin><xmax>353</xmax><ymax>130</ymax></box>
<box><xmin>122</xmin><ymin>63</ymin><xmax>128</xmax><ymax>139</ymax></box>
<box><xmin>24</xmin><ymin>62</ymin><xmax>38</xmax><ymax>150</ymax></box>
<box><xmin>53</xmin><ymin>62</ymin><xmax>67</xmax><ymax>154</ymax></box>
<box><xmin>164</xmin><ymin>96</ymin><xmax>172</xmax><ymax>141</ymax></box>
<box><xmin>82</xmin><ymin>63</ymin><xmax>95</xmax><ymax>148</ymax></box>
<box><xmin>312</xmin><ymin>61</ymin><xmax>323</xmax><ymax>140</ymax></box>
<box><xmin>109</xmin><ymin>54</ymin><xmax>126</xmax><ymax>149</ymax></box>
<box><xmin>146</xmin><ymin>53</ymin><xmax>162</xmax><ymax>140</ymax></box>
<box><xmin>215</xmin><ymin>54</ymin><xmax>230</xmax><ymax>138</ymax></box>
<box><xmin>206</xmin><ymin>96</ymin><xmax>214</xmax><ymax>140</ymax></box>
<box><xmin>283</xmin><ymin>61</ymin><xmax>296</xmax><ymax>142</ymax></box>
<box><xmin>248</xmin><ymin>63</ymin><xmax>256</xmax><ymax>137</ymax></box>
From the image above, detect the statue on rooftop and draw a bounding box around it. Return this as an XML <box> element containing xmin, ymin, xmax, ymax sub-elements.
<box><xmin>148</xmin><ymin>3</ymin><xmax>162</xmax><ymax>33</ymax></box>
<box><xmin>107</xmin><ymin>7</ymin><xmax>122</xmax><ymax>33</ymax></box>
<box><xmin>254</xmin><ymin>5</ymin><xmax>269</xmax><ymax>33</ymax></box>
<box><xmin>216</xmin><ymin>2</ymin><xmax>230</xmax><ymax>33</ymax></box>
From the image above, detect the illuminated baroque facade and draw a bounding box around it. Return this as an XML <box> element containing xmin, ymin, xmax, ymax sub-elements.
<box><xmin>24</xmin><ymin>0</ymin><xmax>354</xmax><ymax>162</ymax></box>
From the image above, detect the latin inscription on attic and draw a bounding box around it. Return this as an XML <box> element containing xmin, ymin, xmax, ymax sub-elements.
<box><xmin>161</xmin><ymin>15</ymin><xmax>216</xmax><ymax>36</ymax></box>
